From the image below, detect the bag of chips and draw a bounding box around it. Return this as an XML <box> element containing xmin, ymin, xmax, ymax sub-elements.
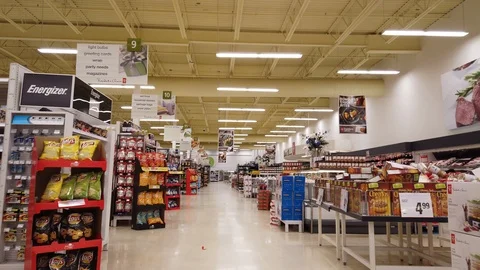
<box><xmin>33</xmin><ymin>215</ymin><xmax>50</xmax><ymax>245</ymax></box>
<box><xmin>154</xmin><ymin>210</ymin><xmax>164</xmax><ymax>224</ymax></box>
<box><xmin>50</xmin><ymin>213</ymin><xmax>62</xmax><ymax>243</ymax></box>
<box><xmin>41</xmin><ymin>174</ymin><xmax>67</xmax><ymax>201</ymax></box>
<box><xmin>137</xmin><ymin>192</ymin><xmax>146</xmax><ymax>206</ymax></box>
<box><xmin>65</xmin><ymin>250</ymin><xmax>79</xmax><ymax>270</ymax></box>
<box><xmin>73</xmin><ymin>173</ymin><xmax>91</xmax><ymax>199</ymax></box>
<box><xmin>136</xmin><ymin>212</ymin><xmax>147</xmax><ymax>225</ymax></box>
<box><xmin>49</xmin><ymin>254</ymin><xmax>66</xmax><ymax>270</ymax></box>
<box><xmin>88</xmin><ymin>172</ymin><xmax>102</xmax><ymax>200</ymax></box>
<box><xmin>37</xmin><ymin>253</ymin><xmax>51</xmax><ymax>270</ymax></box>
<box><xmin>78</xmin><ymin>250</ymin><xmax>95</xmax><ymax>270</ymax></box>
<box><xmin>145</xmin><ymin>192</ymin><xmax>153</xmax><ymax>205</ymax></box>
<box><xmin>81</xmin><ymin>213</ymin><xmax>94</xmax><ymax>240</ymax></box>
<box><xmin>62</xmin><ymin>213</ymin><xmax>83</xmax><ymax>242</ymax></box>
<box><xmin>78</xmin><ymin>140</ymin><xmax>99</xmax><ymax>160</ymax></box>
<box><xmin>148</xmin><ymin>173</ymin><xmax>157</xmax><ymax>186</ymax></box>
<box><xmin>60</xmin><ymin>136</ymin><xmax>80</xmax><ymax>160</ymax></box>
<box><xmin>139</xmin><ymin>172</ymin><xmax>149</xmax><ymax>186</ymax></box>
<box><xmin>39</xmin><ymin>141</ymin><xmax>60</xmax><ymax>160</ymax></box>
<box><xmin>59</xmin><ymin>175</ymin><xmax>77</xmax><ymax>201</ymax></box>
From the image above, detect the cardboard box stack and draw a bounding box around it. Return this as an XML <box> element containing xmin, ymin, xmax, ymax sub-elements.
<box><xmin>279</xmin><ymin>175</ymin><xmax>305</xmax><ymax>220</ymax></box>
<box><xmin>257</xmin><ymin>190</ymin><xmax>270</xmax><ymax>210</ymax></box>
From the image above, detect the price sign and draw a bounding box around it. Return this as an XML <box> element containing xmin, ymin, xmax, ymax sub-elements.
<box><xmin>316</xmin><ymin>188</ymin><xmax>324</xmax><ymax>205</ymax></box>
<box><xmin>399</xmin><ymin>193</ymin><xmax>434</xmax><ymax>218</ymax></box>
<box><xmin>163</xmin><ymin>91</ymin><xmax>172</xmax><ymax>100</ymax></box>
<box><xmin>340</xmin><ymin>189</ymin><xmax>348</xmax><ymax>212</ymax></box>
<box><xmin>127</xmin><ymin>38</ymin><xmax>142</xmax><ymax>52</ymax></box>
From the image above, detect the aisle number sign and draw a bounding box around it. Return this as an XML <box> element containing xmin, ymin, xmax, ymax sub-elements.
<box><xmin>399</xmin><ymin>193</ymin><xmax>434</xmax><ymax>218</ymax></box>
<box><xmin>127</xmin><ymin>38</ymin><xmax>142</xmax><ymax>52</ymax></box>
<box><xmin>163</xmin><ymin>91</ymin><xmax>172</xmax><ymax>100</ymax></box>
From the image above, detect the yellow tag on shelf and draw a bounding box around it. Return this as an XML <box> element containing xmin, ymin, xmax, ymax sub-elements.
<box><xmin>414</xmin><ymin>183</ymin><xmax>425</xmax><ymax>189</ymax></box>
<box><xmin>435</xmin><ymin>183</ymin><xmax>446</xmax><ymax>189</ymax></box>
<box><xmin>392</xmin><ymin>183</ymin><xmax>403</xmax><ymax>189</ymax></box>
<box><xmin>368</xmin><ymin>183</ymin><xmax>379</xmax><ymax>189</ymax></box>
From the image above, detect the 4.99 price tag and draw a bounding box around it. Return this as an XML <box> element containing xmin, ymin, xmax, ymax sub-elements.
<box><xmin>399</xmin><ymin>193</ymin><xmax>434</xmax><ymax>218</ymax></box>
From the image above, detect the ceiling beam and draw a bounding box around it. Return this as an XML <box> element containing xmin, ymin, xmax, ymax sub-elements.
<box><xmin>327</xmin><ymin>0</ymin><xmax>356</xmax><ymax>34</ymax></box>
<box><xmin>172</xmin><ymin>0</ymin><xmax>188</xmax><ymax>39</ymax></box>
<box><xmin>386</xmin><ymin>0</ymin><xmax>445</xmax><ymax>44</ymax></box>
<box><xmin>198</xmin><ymin>97</ymin><xmax>209</xmax><ymax>132</ymax></box>
<box><xmin>12</xmin><ymin>0</ymin><xmax>40</xmax><ymax>24</ymax></box>
<box><xmin>177</xmin><ymin>105</ymin><xmax>189</xmax><ymax>124</ymax></box>
<box><xmin>123</xmin><ymin>0</ymin><xmax>141</xmax><ymax>28</ymax></box>
<box><xmin>44</xmin><ymin>0</ymin><xmax>81</xmax><ymax>35</ymax></box>
<box><xmin>284</xmin><ymin>0</ymin><xmax>311</xmax><ymax>41</ymax></box>
<box><xmin>0</xmin><ymin>11</ymin><xmax>26</xmax><ymax>33</ymax></box>
<box><xmin>67</xmin><ymin>0</ymin><xmax>91</xmax><ymax>26</ymax></box>
<box><xmin>108</xmin><ymin>0</ymin><xmax>136</xmax><ymax>38</ymax></box>
<box><xmin>233</xmin><ymin>0</ymin><xmax>245</xmax><ymax>40</ymax></box>
<box><xmin>302</xmin><ymin>0</ymin><xmax>382</xmax><ymax>77</ymax></box>
<box><xmin>186</xmin><ymin>45</ymin><xmax>198</xmax><ymax>75</ymax></box>
<box><xmin>0</xmin><ymin>47</ymin><xmax>29</xmax><ymax>66</ymax></box>
<box><xmin>229</xmin><ymin>58</ymin><xmax>235</xmax><ymax>77</ymax></box>
<box><xmin>375</xmin><ymin>0</ymin><xmax>417</xmax><ymax>34</ymax></box>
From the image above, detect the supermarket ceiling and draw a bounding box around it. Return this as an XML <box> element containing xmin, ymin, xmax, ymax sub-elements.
<box><xmin>0</xmin><ymin>0</ymin><xmax>466</xmax><ymax>146</ymax></box>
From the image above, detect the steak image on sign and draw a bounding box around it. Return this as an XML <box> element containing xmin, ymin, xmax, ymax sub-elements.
<box><xmin>20</xmin><ymin>73</ymin><xmax>74</xmax><ymax>108</ymax></box>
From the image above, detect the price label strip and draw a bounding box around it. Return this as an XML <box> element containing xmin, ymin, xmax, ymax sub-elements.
<box><xmin>399</xmin><ymin>192</ymin><xmax>434</xmax><ymax>218</ymax></box>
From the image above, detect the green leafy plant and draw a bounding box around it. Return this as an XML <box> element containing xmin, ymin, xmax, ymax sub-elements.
<box><xmin>457</xmin><ymin>71</ymin><xmax>480</xmax><ymax>98</ymax></box>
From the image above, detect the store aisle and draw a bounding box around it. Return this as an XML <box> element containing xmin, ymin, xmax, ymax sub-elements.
<box><xmin>105</xmin><ymin>183</ymin><xmax>366</xmax><ymax>270</ymax></box>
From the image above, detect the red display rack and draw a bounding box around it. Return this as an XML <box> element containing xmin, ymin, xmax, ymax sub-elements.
<box><xmin>165</xmin><ymin>172</ymin><xmax>181</xmax><ymax>210</ymax></box>
<box><xmin>24</xmin><ymin>137</ymin><xmax>107</xmax><ymax>270</ymax></box>
<box><xmin>185</xmin><ymin>169</ymin><xmax>198</xmax><ymax>195</ymax></box>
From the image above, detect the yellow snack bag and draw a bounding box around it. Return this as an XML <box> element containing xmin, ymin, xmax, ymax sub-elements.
<box><xmin>41</xmin><ymin>174</ymin><xmax>68</xmax><ymax>201</ymax></box>
<box><xmin>60</xmin><ymin>136</ymin><xmax>80</xmax><ymax>160</ymax></box>
<box><xmin>78</xmin><ymin>140</ymin><xmax>99</xmax><ymax>160</ymax></box>
<box><xmin>39</xmin><ymin>141</ymin><xmax>60</xmax><ymax>160</ymax></box>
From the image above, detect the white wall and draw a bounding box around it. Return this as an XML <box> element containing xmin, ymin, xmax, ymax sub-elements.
<box><xmin>206</xmin><ymin>150</ymin><xmax>266</xmax><ymax>171</ymax></box>
<box><xmin>290</xmin><ymin>0</ymin><xmax>480</xmax><ymax>151</ymax></box>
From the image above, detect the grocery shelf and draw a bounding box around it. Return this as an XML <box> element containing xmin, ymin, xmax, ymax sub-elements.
<box><xmin>31</xmin><ymin>239</ymin><xmax>102</xmax><ymax>255</ymax></box>
<box><xmin>167</xmin><ymin>206</ymin><xmax>180</xmax><ymax>210</ymax></box>
<box><xmin>166</xmin><ymin>195</ymin><xmax>180</xmax><ymax>199</ymax></box>
<box><xmin>72</xmin><ymin>129</ymin><xmax>108</xmax><ymax>142</ymax></box>
<box><xmin>36</xmin><ymin>159</ymin><xmax>107</xmax><ymax>171</ymax></box>
<box><xmin>166</xmin><ymin>183</ymin><xmax>181</xmax><ymax>187</ymax></box>
<box><xmin>168</xmin><ymin>171</ymin><xmax>184</xmax><ymax>175</ymax></box>
<box><xmin>141</xmin><ymin>167</ymin><xmax>168</xmax><ymax>172</ymax></box>
<box><xmin>33</xmin><ymin>199</ymin><xmax>104</xmax><ymax>214</ymax></box>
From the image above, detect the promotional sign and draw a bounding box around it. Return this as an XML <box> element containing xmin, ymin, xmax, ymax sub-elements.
<box><xmin>263</xmin><ymin>144</ymin><xmax>276</xmax><ymax>166</ymax></box>
<box><xmin>164</xmin><ymin>126</ymin><xmax>182</xmax><ymax>142</ymax></box>
<box><xmin>218</xmin><ymin>129</ymin><xmax>234</xmax><ymax>152</ymax></box>
<box><xmin>179</xmin><ymin>141</ymin><xmax>191</xmax><ymax>151</ymax></box>
<box><xmin>441</xmin><ymin>58</ymin><xmax>480</xmax><ymax>129</ymax></box>
<box><xmin>131</xmin><ymin>94</ymin><xmax>158</xmax><ymax>119</ymax></box>
<box><xmin>158</xmin><ymin>94</ymin><xmax>176</xmax><ymax>120</ymax></box>
<box><xmin>340</xmin><ymin>189</ymin><xmax>348</xmax><ymax>212</ymax></box>
<box><xmin>20</xmin><ymin>73</ymin><xmax>74</xmax><ymax>108</ymax></box>
<box><xmin>316</xmin><ymin>188</ymin><xmax>324</xmax><ymax>205</ymax></box>
<box><xmin>399</xmin><ymin>192</ymin><xmax>434</xmax><ymax>218</ymax></box>
<box><xmin>181</xmin><ymin>128</ymin><xmax>192</xmax><ymax>142</ymax></box>
<box><xmin>191</xmin><ymin>137</ymin><xmax>200</xmax><ymax>150</ymax></box>
<box><xmin>339</xmin><ymin>95</ymin><xmax>367</xmax><ymax>134</ymax></box>
<box><xmin>218</xmin><ymin>151</ymin><xmax>227</xmax><ymax>163</ymax></box>
<box><xmin>73</xmin><ymin>78</ymin><xmax>112</xmax><ymax>122</ymax></box>
<box><xmin>76</xmin><ymin>43</ymin><xmax>148</xmax><ymax>85</ymax></box>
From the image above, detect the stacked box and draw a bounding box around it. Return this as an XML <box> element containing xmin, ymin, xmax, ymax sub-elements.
<box><xmin>293</xmin><ymin>176</ymin><xmax>305</xmax><ymax>220</ymax></box>
<box><xmin>281</xmin><ymin>176</ymin><xmax>294</xmax><ymax>220</ymax></box>
<box><xmin>258</xmin><ymin>190</ymin><xmax>271</xmax><ymax>210</ymax></box>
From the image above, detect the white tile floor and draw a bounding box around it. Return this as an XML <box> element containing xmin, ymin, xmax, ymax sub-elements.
<box><xmin>104</xmin><ymin>182</ymin><xmax>440</xmax><ymax>270</ymax></box>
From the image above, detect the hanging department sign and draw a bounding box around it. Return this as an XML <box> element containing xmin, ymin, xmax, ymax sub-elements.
<box><xmin>218</xmin><ymin>129</ymin><xmax>234</xmax><ymax>152</ymax></box>
<box><xmin>339</xmin><ymin>95</ymin><xmax>367</xmax><ymax>134</ymax></box>
<box><xmin>76</xmin><ymin>44</ymin><xmax>148</xmax><ymax>85</ymax></box>
<box><xmin>131</xmin><ymin>94</ymin><xmax>158</xmax><ymax>119</ymax></box>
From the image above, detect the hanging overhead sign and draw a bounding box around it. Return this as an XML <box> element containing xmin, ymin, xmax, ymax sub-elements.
<box><xmin>20</xmin><ymin>73</ymin><xmax>74</xmax><ymax>108</ymax></box>
<box><xmin>218</xmin><ymin>129</ymin><xmax>234</xmax><ymax>152</ymax></box>
<box><xmin>158</xmin><ymin>94</ymin><xmax>176</xmax><ymax>120</ymax></box>
<box><xmin>131</xmin><ymin>94</ymin><xmax>158</xmax><ymax>119</ymax></box>
<box><xmin>339</xmin><ymin>95</ymin><xmax>367</xmax><ymax>134</ymax></box>
<box><xmin>218</xmin><ymin>151</ymin><xmax>227</xmax><ymax>163</ymax></box>
<box><xmin>164</xmin><ymin>126</ymin><xmax>182</xmax><ymax>142</ymax></box>
<box><xmin>76</xmin><ymin>43</ymin><xmax>148</xmax><ymax>85</ymax></box>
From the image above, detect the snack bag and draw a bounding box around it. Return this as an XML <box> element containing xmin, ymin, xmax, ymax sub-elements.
<box><xmin>145</xmin><ymin>192</ymin><xmax>153</xmax><ymax>205</ymax></box>
<box><xmin>65</xmin><ymin>250</ymin><xmax>79</xmax><ymax>270</ymax></box>
<box><xmin>136</xmin><ymin>212</ymin><xmax>147</xmax><ymax>225</ymax></box>
<box><xmin>154</xmin><ymin>210</ymin><xmax>164</xmax><ymax>224</ymax></box>
<box><xmin>59</xmin><ymin>175</ymin><xmax>77</xmax><ymax>200</ymax></box>
<box><xmin>49</xmin><ymin>254</ymin><xmax>66</xmax><ymax>270</ymax></box>
<box><xmin>137</xmin><ymin>192</ymin><xmax>146</xmax><ymax>206</ymax></box>
<box><xmin>152</xmin><ymin>192</ymin><xmax>160</xmax><ymax>205</ymax></box>
<box><xmin>81</xmin><ymin>213</ymin><xmax>94</xmax><ymax>240</ymax></box>
<box><xmin>78</xmin><ymin>140</ymin><xmax>99</xmax><ymax>161</ymax></box>
<box><xmin>157</xmin><ymin>191</ymin><xmax>164</xmax><ymax>204</ymax></box>
<box><xmin>60</xmin><ymin>136</ymin><xmax>80</xmax><ymax>160</ymax></box>
<box><xmin>78</xmin><ymin>250</ymin><xmax>95</xmax><ymax>270</ymax></box>
<box><xmin>39</xmin><ymin>141</ymin><xmax>60</xmax><ymax>160</ymax></box>
<box><xmin>50</xmin><ymin>213</ymin><xmax>62</xmax><ymax>242</ymax></box>
<box><xmin>139</xmin><ymin>172</ymin><xmax>149</xmax><ymax>186</ymax></box>
<box><xmin>88</xmin><ymin>172</ymin><xmax>103</xmax><ymax>200</ymax></box>
<box><xmin>37</xmin><ymin>253</ymin><xmax>51</xmax><ymax>270</ymax></box>
<box><xmin>41</xmin><ymin>174</ymin><xmax>67</xmax><ymax>201</ymax></box>
<box><xmin>62</xmin><ymin>213</ymin><xmax>83</xmax><ymax>242</ymax></box>
<box><xmin>157</xmin><ymin>174</ymin><xmax>165</xmax><ymax>185</ymax></box>
<box><xmin>73</xmin><ymin>173</ymin><xmax>91</xmax><ymax>199</ymax></box>
<box><xmin>33</xmin><ymin>215</ymin><xmax>50</xmax><ymax>245</ymax></box>
<box><xmin>148</xmin><ymin>173</ymin><xmax>157</xmax><ymax>186</ymax></box>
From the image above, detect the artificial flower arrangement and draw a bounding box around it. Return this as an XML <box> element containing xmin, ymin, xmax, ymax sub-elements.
<box><xmin>303</xmin><ymin>131</ymin><xmax>329</xmax><ymax>155</ymax></box>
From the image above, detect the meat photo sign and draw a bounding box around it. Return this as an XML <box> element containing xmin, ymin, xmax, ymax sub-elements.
<box><xmin>441</xmin><ymin>59</ymin><xmax>480</xmax><ymax>129</ymax></box>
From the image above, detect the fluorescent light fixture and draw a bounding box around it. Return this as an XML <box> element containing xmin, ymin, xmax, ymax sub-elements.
<box><xmin>160</xmin><ymin>133</ymin><xmax>165</xmax><ymax>135</ymax></box>
<box><xmin>233</xmin><ymin>142</ymin><xmax>242</xmax><ymax>145</ymax></box>
<box><xmin>217</xmin><ymin>87</ymin><xmax>279</xmax><ymax>93</ymax></box>
<box><xmin>254</xmin><ymin>144</ymin><xmax>266</xmax><ymax>147</ymax></box>
<box><xmin>270</xmin><ymin>130</ymin><xmax>296</xmax><ymax>134</ymax></box>
<box><xmin>216</xmin><ymin>52</ymin><xmax>302</xmax><ymax>59</ymax></box>
<box><xmin>256</xmin><ymin>142</ymin><xmax>277</xmax><ymax>144</ymax></box>
<box><xmin>233</xmin><ymin>138</ymin><xmax>246</xmax><ymax>141</ymax></box>
<box><xmin>140</xmin><ymin>85</ymin><xmax>155</xmax><ymax>89</ymax></box>
<box><xmin>0</xmin><ymin>78</ymin><xmax>8</xmax><ymax>82</ymax></box>
<box><xmin>218</xmin><ymin>119</ymin><xmax>257</xmax><ymax>123</ymax></box>
<box><xmin>219</xmin><ymin>127</ymin><xmax>252</xmax><ymax>130</ymax></box>
<box><xmin>265</xmin><ymin>134</ymin><xmax>288</xmax><ymax>137</ymax></box>
<box><xmin>382</xmin><ymin>30</ymin><xmax>469</xmax><ymax>37</ymax></box>
<box><xmin>276</xmin><ymin>125</ymin><xmax>305</xmax><ymax>128</ymax></box>
<box><xmin>38</xmin><ymin>48</ymin><xmax>78</xmax><ymax>54</ymax></box>
<box><xmin>284</xmin><ymin>117</ymin><xmax>318</xmax><ymax>121</ymax></box>
<box><xmin>90</xmin><ymin>84</ymin><xmax>135</xmax><ymax>89</ymax></box>
<box><xmin>234</xmin><ymin>134</ymin><xmax>249</xmax><ymax>137</ymax></box>
<box><xmin>295</xmin><ymin>108</ymin><xmax>334</xmax><ymax>112</ymax></box>
<box><xmin>150</xmin><ymin>127</ymin><xmax>165</xmax><ymax>130</ymax></box>
<box><xmin>140</xmin><ymin>118</ymin><xmax>180</xmax><ymax>122</ymax></box>
<box><xmin>121</xmin><ymin>106</ymin><xmax>132</xmax><ymax>110</ymax></box>
<box><xmin>337</xmin><ymin>70</ymin><xmax>400</xmax><ymax>75</ymax></box>
<box><xmin>218</xmin><ymin>108</ymin><xmax>265</xmax><ymax>112</ymax></box>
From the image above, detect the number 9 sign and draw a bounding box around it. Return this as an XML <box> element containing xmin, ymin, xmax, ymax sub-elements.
<box><xmin>127</xmin><ymin>38</ymin><xmax>142</xmax><ymax>52</ymax></box>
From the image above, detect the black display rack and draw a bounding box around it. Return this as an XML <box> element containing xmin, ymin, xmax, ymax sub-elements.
<box><xmin>131</xmin><ymin>159</ymin><xmax>166</xmax><ymax>230</ymax></box>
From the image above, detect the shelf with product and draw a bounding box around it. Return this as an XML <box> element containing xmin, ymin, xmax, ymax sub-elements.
<box><xmin>24</xmin><ymin>135</ymin><xmax>107</xmax><ymax>270</ymax></box>
<box><xmin>185</xmin><ymin>169</ymin><xmax>198</xmax><ymax>195</ymax></box>
<box><xmin>165</xmin><ymin>173</ymin><xmax>181</xmax><ymax>210</ymax></box>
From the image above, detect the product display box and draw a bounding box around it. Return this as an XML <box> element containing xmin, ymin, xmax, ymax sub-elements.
<box><xmin>451</xmin><ymin>231</ymin><xmax>480</xmax><ymax>270</ymax></box>
<box><xmin>360</xmin><ymin>182</ymin><xmax>391</xmax><ymax>216</ymax></box>
<box><xmin>448</xmin><ymin>182</ymin><xmax>480</xmax><ymax>236</ymax></box>
<box><xmin>381</xmin><ymin>162</ymin><xmax>419</xmax><ymax>183</ymax></box>
<box><xmin>391</xmin><ymin>183</ymin><xmax>414</xmax><ymax>216</ymax></box>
